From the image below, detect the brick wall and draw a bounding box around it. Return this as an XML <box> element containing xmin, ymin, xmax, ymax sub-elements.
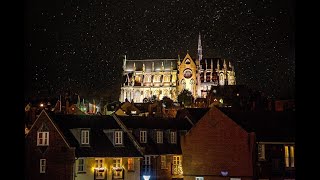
<box><xmin>25</xmin><ymin>111</ymin><xmax>75</xmax><ymax>180</ymax></box>
<box><xmin>181</xmin><ymin>107</ymin><xmax>254</xmax><ymax>180</ymax></box>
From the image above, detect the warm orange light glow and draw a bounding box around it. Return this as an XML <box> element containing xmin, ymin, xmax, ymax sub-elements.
<box><xmin>40</xmin><ymin>103</ymin><xmax>44</xmax><ymax>107</ymax></box>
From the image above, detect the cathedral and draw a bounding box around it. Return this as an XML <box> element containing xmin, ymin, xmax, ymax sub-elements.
<box><xmin>119</xmin><ymin>34</ymin><xmax>236</xmax><ymax>103</ymax></box>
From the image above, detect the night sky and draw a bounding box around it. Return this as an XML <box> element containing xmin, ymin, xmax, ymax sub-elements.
<box><xmin>24</xmin><ymin>0</ymin><xmax>295</xmax><ymax>100</ymax></box>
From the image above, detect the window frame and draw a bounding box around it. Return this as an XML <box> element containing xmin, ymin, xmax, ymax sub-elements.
<box><xmin>81</xmin><ymin>130</ymin><xmax>90</xmax><ymax>145</ymax></box>
<box><xmin>40</xmin><ymin>159</ymin><xmax>46</xmax><ymax>173</ymax></box>
<box><xmin>170</xmin><ymin>131</ymin><xmax>177</xmax><ymax>144</ymax></box>
<box><xmin>95</xmin><ymin>158</ymin><xmax>105</xmax><ymax>179</ymax></box>
<box><xmin>114</xmin><ymin>131</ymin><xmax>123</xmax><ymax>145</ymax></box>
<box><xmin>157</xmin><ymin>131</ymin><xmax>163</xmax><ymax>144</ymax></box>
<box><xmin>140</xmin><ymin>130</ymin><xmax>147</xmax><ymax>143</ymax></box>
<box><xmin>113</xmin><ymin>158</ymin><xmax>123</xmax><ymax>178</ymax></box>
<box><xmin>78</xmin><ymin>158</ymin><xmax>85</xmax><ymax>173</ymax></box>
<box><xmin>284</xmin><ymin>145</ymin><xmax>295</xmax><ymax>168</ymax></box>
<box><xmin>37</xmin><ymin>132</ymin><xmax>49</xmax><ymax>146</ymax></box>
<box><xmin>161</xmin><ymin>155</ymin><xmax>166</xmax><ymax>169</ymax></box>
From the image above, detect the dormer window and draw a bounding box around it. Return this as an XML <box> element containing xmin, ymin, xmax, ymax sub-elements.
<box><xmin>157</xmin><ymin>131</ymin><xmax>163</xmax><ymax>143</ymax></box>
<box><xmin>81</xmin><ymin>130</ymin><xmax>90</xmax><ymax>145</ymax></box>
<box><xmin>170</xmin><ymin>131</ymin><xmax>177</xmax><ymax>144</ymax></box>
<box><xmin>114</xmin><ymin>131</ymin><xmax>123</xmax><ymax>145</ymax></box>
<box><xmin>140</xmin><ymin>131</ymin><xmax>147</xmax><ymax>143</ymax></box>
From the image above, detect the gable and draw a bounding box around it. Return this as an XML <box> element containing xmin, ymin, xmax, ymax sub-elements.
<box><xmin>181</xmin><ymin>53</ymin><xmax>196</xmax><ymax>67</ymax></box>
<box><xmin>26</xmin><ymin>110</ymin><xmax>71</xmax><ymax>148</ymax></box>
<box><xmin>187</xmin><ymin>106</ymin><xmax>248</xmax><ymax>136</ymax></box>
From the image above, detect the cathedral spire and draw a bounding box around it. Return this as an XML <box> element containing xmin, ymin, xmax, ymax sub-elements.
<box><xmin>217</xmin><ymin>59</ymin><xmax>220</xmax><ymax>70</ymax></box>
<box><xmin>223</xmin><ymin>59</ymin><xmax>227</xmax><ymax>69</ymax></box>
<box><xmin>123</xmin><ymin>55</ymin><xmax>127</xmax><ymax>71</ymax></box>
<box><xmin>197</xmin><ymin>32</ymin><xmax>203</xmax><ymax>68</ymax></box>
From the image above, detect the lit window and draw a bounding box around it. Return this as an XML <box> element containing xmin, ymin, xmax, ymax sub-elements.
<box><xmin>258</xmin><ymin>144</ymin><xmax>265</xmax><ymax>161</ymax></box>
<box><xmin>40</xmin><ymin>159</ymin><xmax>46</xmax><ymax>173</ymax></box>
<box><xmin>172</xmin><ymin>156</ymin><xmax>183</xmax><ymax>175</ymax></box>
<box><xmin>114</xmin><ymin>131</ymin><xmax>123</xmax><ymax>145</ymax></box>
<box><xmin>161</xmin><ymin>155</ymin><xmax>166</xmax><ymax>169</ymax></box>
<box><xmin>131</xmin><ymin>111</ymin><xmax>137</xmax><ymax>114</ymax></box>
<box><xmin>113</xmin><ymin>158</ymin><xmax>122</xmax><ymax>178</ymax></box>
<box><xmin>128</xmin><ymin>158</ymin><xmax>134</xmax><ymax>171</ymax></box>
<box><xmin>195</xmin><ymin>177</ymin><xmax>204</xmax><ymax>180</ymax></box>
<box><xmin>154</xmin><ymin>75</ymin><xmax>161</xmax><ymax>82</ymax></box>
<box><xmin>37</xmin><ymin>132</ymin><xmax>49</xmax><ymax>146</ymax></box>
<box><xmin>285</xmin><ymin>145</ymin><xmax>295</xmax><ymax>168</ymax></box>
<box><xmin>95</xmin><ymin>158</ymin><xmax>105</xmax><ymax>179</ymax></box>
<box><xmin>157</xmin><ymin>131</ymin><xmax>163</xmax><ymax>144</ymax></box>
<box><xmin>164</xmin><ymin>75</ymin><xmax>170</xmax><ymax>82</ymax></box>
<box><xmin>81</xmin><ymin>130</ymin><xmax>90</xmax><ymax>145</ymax></box>
<box><xmin>140</xmin><ymin>131</ymin><xmax>147</xmax><ymax>143</ymax></box>
<box><xmin>78</xmin><ymin>158</ymin><xmax>85</xmax><ymax>172</ymax></box>
<box><xmin>170</xmin><ymin>131</ymin><xmax>177</xmax><ymax>144</ymax></box>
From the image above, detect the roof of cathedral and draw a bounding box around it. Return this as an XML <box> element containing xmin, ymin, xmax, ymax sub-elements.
<box><xmin>125</xmin><ymin>59</ymin><xmax>178</xmax><ymax>72</ymax></box>
<box><xmin>49</xmin><ymin>113</ymin><xmax>143</xmax><ymax>157</ymax></box>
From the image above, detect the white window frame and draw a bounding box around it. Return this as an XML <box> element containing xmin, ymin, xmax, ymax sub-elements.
<box><xmin>81</xmin><ymin>130</ymin><xmax>90</xmax><ymax>145</ymax></box>
<box><xmin>95</xmin><ymin>158</ymin><xmax>105</xmax><ymax>179</ymax></box>
<box><xmin>157</xmin><ymin>131</ymin><xmax>163</xmax><ymax>144</ymax></box>
<box><xmin>78</xmin><ymin>158</ymin><xmax>85</xmax><ymax>172</ymax></box>
<box><xmin>195</xmin><ymin>177</ymin><xmax>204</xmax><ymax>180</ymax></box>
<box><xmin>40</xmin><ymin>159</ymin><xmax>46</xmax><ymax>173</ymax></box>
<box><xmin>37</xmin><ymin>132</ymin><xmax>49</xmax><ymax>146</ymax></box>
<box><xmin>143</xmin><ymin>155</ymin><xmax>151</xmax><ymax>174</ymax></box>
<box><xmin>161</xmin><ymin>155</ymin><xmax>166</xmax><ymax>169</ymax></box>
<box><xmin>113</xmin><ymin>158</ymin><xmax>122</xmax><ymax>178</ymax></box>
<box><xmin>128</xmin><ymin>158</ymin><xmax>134</xmax><ymax>171</ymax></box>
<box><xmin>114</xmin><ymin>131</ymin><xmax>123</xmax><ymax>145</ymax></box>
<box><xmin>140</xmin><ymin>131</ymin><xmax>147</xmax><ymax>143</ymax></box>
<box><xmin>170</xmin><ymin>131</ymin><xmax>177</xmax><ymax>144</ymax></box>
<box><xmin>284</xmin><ymin>145</ymin><xmax>295</xmax><ymax>168</ymax></box>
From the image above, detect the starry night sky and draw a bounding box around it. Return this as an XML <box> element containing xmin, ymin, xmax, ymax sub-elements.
<box><xmin>24</xmin><ymin>0</ymin><xmax>295</xmax><ymax>100</ymax></box>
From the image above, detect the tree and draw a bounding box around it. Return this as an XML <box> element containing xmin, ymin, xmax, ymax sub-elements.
<box><xmin>162</xmin><ymin>96</ymin><xmax>174</xmax><ymax>109</ymax></box>
<box><xmin>177</xmin><ymin>89</ymin><xmax>194</xmax><ymax>107</ymax></box>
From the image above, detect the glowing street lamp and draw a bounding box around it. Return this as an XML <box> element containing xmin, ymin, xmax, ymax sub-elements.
<box><xmin>143</xmin><ymin>175</ymin><xmax>151</xmax><ymax>180</ymax></box>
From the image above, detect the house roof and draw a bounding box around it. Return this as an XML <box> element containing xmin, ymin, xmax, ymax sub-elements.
<box><xmin>219</xmin><ymin>108</ymin><xmax>295</xmax><ymax>142</ymax></box>
<box><xmin>117</xmin><ymin>115</ymin><xmax>192</xmax><ymax>155</ymax></box>
<box><xmin>118</xmin><ymin>115</ymin><xmax>193</xmax><ymax>130</ymax></box>
<box><xmin>175</xmin><ymin>108</ymin><xmax>210</xmax><ymax>126</ymax></box>
<box><xmin>48</xmin><ymin>113</ymin><xmax>143</xmax><ymax>157</ymax></box>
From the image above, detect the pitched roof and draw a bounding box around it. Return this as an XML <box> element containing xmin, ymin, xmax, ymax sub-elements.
<box><xmin>118</xmin><ymin>115</ymin><xmax>193</xmax><ymax>130</ymax></box>
<box><xmin>117</xmin><ymin>115</ymin><xmax>191</xmax><ymax>155</ymax></box>
<box><xmin>175</xmin><ymin>108</ymin><xmax>210</xmax><ymax>126</ymax></box>
<box><xmin>219</xmin><ymin>108</ymin><xmax>295</xmax><ymax>142</ymax></box>
<box><xmin>48</xmin><ymin>113</ymin><xmax>143</xmax><ymax>157</ymax></box>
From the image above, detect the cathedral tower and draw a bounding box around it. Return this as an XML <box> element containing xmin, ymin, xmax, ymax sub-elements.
<box><xmin>177</xmin><ymin>53</ymin><xmax>198</xmax><ymax>97</ymax></box>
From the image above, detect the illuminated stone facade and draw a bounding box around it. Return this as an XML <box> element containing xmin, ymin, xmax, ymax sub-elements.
<box><xmin>120</xmin><ymin>34</ymin><xmax>236</xmax><ymax>103</ymax></box>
